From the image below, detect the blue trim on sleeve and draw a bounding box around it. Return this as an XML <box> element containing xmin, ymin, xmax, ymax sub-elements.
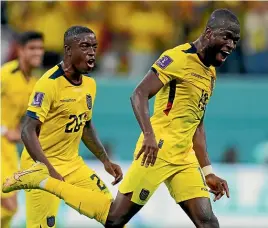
<box><xmin>182</xmin><ymin>43</ymin><xmax>197</xmax><ymax>54</ymax></box>
<box><xmin>151</xmin><ymin>67</ymin><xmax>158</xmax><ymax>74</ymax></box>
<box><xmin>49</xmin><ymin>64</ymin><xmax>64</xmax><ymax>80</ymax></box>
<box><xmin>26</xmin><ymin>111</ymin><xmax>39</xmax><ymax>120</ymax></box>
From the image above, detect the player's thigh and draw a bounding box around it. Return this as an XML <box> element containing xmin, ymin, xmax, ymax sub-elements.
<box><xmin>105</xmin><ymin>157</ymin><xmax>162</xmax><ymax>227</ymax></box>
<box><xmin>119</xmin><ymin>157</ymin><xmax>168</xmax><ymax>206</ymax></box>
<box><xmin>165</xmin><ymin>164</ymin><xmax>210</xmax><ymax>204</ymax></box>
<box><xmin>65</xmin><ymin>164</ymin><xmax>112</xmax><ymax>199</ymax></box>
<box><xmin>106</xmin><ymin>158</ymin><xmax>171</xmax><ymax>226</ymax></box>
<box><xmin>25</xmin><ymin>189</ymin><xmax>60</xmax><ymax>228</ymax></box>
<box><xmin>179</xmin><ymin>197</ymin><xmax>219</xmax><ymax>228</ymax></box>
<box><xmin>106</xmin><ymin>191</ymin><xmax>143</xmax><ymax>227</ymax></box>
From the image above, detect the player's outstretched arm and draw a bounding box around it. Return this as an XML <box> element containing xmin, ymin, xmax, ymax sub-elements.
<box><xmin>193</xmin><ymin>117</ymin><xmax>230</xmax><ymax>201</ymax></box>
<box><xmin>82</xmin><ymin>121</ymin><xmax>123</xmax><ymax>185</ymax></box>
<box><xmin>131</xmin><ymin>70</ymin><xmax>164</xmax><ymax>167</ymax></box>
<box><xmin>21</xmin><ymin>116</ymin><xmax>64</xmax><ymax>181</ymax></box>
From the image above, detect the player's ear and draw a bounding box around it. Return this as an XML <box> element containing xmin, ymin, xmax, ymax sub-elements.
<box><xmin>64</xmin><ymin>45</ymin><xmax>71</xmax><ymax>56</ymax></box>
<box><xmin>204</xmin><ymin>27</ymin><xmax>212</xmax><ymax>39</ymax></box>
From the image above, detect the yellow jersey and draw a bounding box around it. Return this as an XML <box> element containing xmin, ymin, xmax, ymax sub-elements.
<box><xmin>135</xmin><ymin>43</ymin><xmax>216</xmax><ymax>164</ymax></box>
<box><xmin>1</xmin><ymin>60</ymin><xmax>37</xmax><ymax>132</ymax></box>
<box><xmin>20</xmin><ymin>64</ymin><xmax>97</xmax><ymax>176</ymax></box>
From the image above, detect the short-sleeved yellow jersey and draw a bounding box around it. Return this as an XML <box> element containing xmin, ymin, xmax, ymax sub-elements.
<box><xmin>135</xmin><ymin>43</ymin><xmax>216</xmax><ymax>164</ymax></box>
<box><xmin>1</xmin><ymin>60</ymin><xmax>38</xmax><ymax>130</ymax></box>
<box><xmin>20</xmin><ymin>64</ymin><xmax>97</xmax><ymax>175</ymax></box>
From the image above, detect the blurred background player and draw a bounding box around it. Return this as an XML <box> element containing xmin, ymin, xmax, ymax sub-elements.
<box><xmin>18</xmin><ymin>26</ymin><xmax>122</xmax><ymax>228</ymax></box>
<box><xmin>1</xmin><ymin>31</ymin><xmax>44</xmax><ymax>228</ymax></box>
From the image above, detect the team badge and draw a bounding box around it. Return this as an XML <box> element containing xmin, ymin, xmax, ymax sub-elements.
<box><xmin>86</xmin><ymin>94</ymin><xmax>92</xmax><ymax>110</ymax></box>
<box><xmin>158</xmin><ymin>139</ymin><xmax>164</xmax><ymax>149</ymax></box>
<box><xmin>47</xmin><ymin>216</ymin><xmax>55</xmax><ymax>227</ymax></box>
<box><xmin>155</xmin><ymin>55</ymin><xmax>173</xmax><ymax>69</ymax></box>
<box><xmin>210</xmin><ymin>78</ymin><xmax>215</xmax><ymax>95</ymax></box>
<box><xmin>139</xmin><ymin>188</ymin><xmax>150</xmax><ymax>201</ymax></box>
<box><xmin>31</xmin><ymin>92</ymin><xmax>44</xmax><ymax>107</ymax></box>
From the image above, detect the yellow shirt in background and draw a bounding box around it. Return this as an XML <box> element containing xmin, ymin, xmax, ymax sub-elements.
<box><xmin>127</xmin><ymin>9</ymin><xmax>174</xmax><ymax>52</ymax></box>
<box><xmin>1</xmin><ymin>60</ymin><xmax>37</xmax><ymax>130</ymax></box>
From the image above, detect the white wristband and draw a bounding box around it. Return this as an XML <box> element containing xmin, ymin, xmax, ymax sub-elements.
<box><xmin>202</xmin><ymin>165</ymin><xmax>214</xmax><ymax>177</ymax></box>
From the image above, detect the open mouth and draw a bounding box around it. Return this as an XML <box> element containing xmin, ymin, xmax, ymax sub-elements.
<box><xmin>220</xmin><ymin>50</ymin><xmax>231</xmax><ymax>60</ymax></box>
<box><xmin>87</xmin><ymin>59</ymin><xmax>95</xmax><ymax>68</ymax></box>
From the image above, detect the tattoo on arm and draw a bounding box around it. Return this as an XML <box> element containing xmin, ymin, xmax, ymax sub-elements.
<box><xmin>82</xmin><ymin>121</ymin><xmax>109</xmax><ymax>163</ymax></box>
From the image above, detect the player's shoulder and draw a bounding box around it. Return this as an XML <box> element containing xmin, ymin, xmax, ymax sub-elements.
<box><xmin>82</xmin><ymin>74</ymin><xmax>96</xmax><ymax>88</ymax></box>
<box><xmin>33</xmin><ymin>64</ymin><xmax>63</xmax><ymax>92</ymax></box>
<box><xmin>41</xmin><ymin>64</ymin><xmax>64</xmax><ymax>81</ymax></box>
<box><xmin>1</xmin><ymin>59</ymin><xmax>20</xmax><ymax>74</ymax></box>
<box><xmin>38</xmin><ymin>64</ymin><xmax>64</xmax><ymax>84</ymax></box>
<box><xmin>174</xmin><ymin>43</ymin><xmax>217</xmax><ymax>76</ymax></box>
<box><xmin>163</xmin><ymin>43</ymin><xmax>193</xmax><ymax>58</ymax></box>
<box><xmin>154</xmin><ymin>43</ymin><xmax>191</xmax><ymax>70</ymax></box>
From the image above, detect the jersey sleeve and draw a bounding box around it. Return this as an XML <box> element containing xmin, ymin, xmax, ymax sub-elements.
<box><xmin>151</xmin><ymin>49</ymin><xmax>186</xmax><ymax>85</ymax></box>
<box><xmin>87</xmin><ymin>78</ymin><xmax>97</xmax><ymax>120</ymax></box>
<box><xmin>26</xmin><ymin>79</ymin><xmax>56</xmax><ymax>123</ymax></box>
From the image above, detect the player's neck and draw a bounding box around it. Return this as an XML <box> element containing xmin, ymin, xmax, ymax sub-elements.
<box><xmin>18</xmin><ymin>58</ymin><xmax>32</xmax><ymax>80</ymax></box>
<box><xmin>192</xmin><ymin>37</ymin><xmax>211</xmax><ymax>67</ymax></box>
<box><xmin>61</xmin><ymin>61</ymin><xmax>82</xmax><ymax>85</ymax></box>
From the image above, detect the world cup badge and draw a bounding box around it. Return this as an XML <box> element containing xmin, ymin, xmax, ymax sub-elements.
<box><xmin>31</xmin><ymin>92</ymin><xmax>45</xmax><ymax>107</ymax></box>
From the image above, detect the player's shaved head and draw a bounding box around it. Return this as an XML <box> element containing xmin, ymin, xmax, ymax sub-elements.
<box><xmin>206</xmin><ymin>9</ymin><xmax>240</xmax><ymax>32</ymax></box>
<box><xmin>196</xmin><ymin>8</ymin><xmax>241</xmax><ymax>67</ymax></box>
<box><xmin>64</xmin><ymin>26</ymin><xmax>95</xmax><ymax>46</ymax></box>
<box><xmin>63</xmin><ymin>25</ymin><xmax>98</xmax><ymax>74</ymax></box>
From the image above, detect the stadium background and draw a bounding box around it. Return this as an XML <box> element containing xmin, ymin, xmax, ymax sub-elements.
<box><xmin>1</xmin><ymin>1</ymin><xmax>268</xmax><ymax>227</ymax></box>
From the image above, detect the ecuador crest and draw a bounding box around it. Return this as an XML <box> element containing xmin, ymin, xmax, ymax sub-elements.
<box><xmin>86</xmin><ymin>94</ymin><xmax>92</xmax><ymax>110</ymax></box>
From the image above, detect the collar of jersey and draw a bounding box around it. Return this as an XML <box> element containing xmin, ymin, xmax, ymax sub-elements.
<box><xmin>189</xmin><ymin>43</ymin><xmax>211</xmax><ymax>69</ymax></box>
<box><xmin>57</xmin><ymin>63</ymin><xmax>83</xmax><ymax>86</ymax></box>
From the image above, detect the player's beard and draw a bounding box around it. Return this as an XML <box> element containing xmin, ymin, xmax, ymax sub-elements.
<box><xmin>73</xmin><ymin>64</ymin><xmax>89</xmax><ymax>75</ymax></box>
<box><xmin>206</xmin><ymin>45</ymin><xmax>222</xmax><ymax>67</ymax></box>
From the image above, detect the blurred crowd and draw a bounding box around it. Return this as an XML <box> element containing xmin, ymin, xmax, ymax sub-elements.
<box><xmin>1</xmin><ymin>1</ymin><xmax>268</xmax><ymax>77</ymax></box>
